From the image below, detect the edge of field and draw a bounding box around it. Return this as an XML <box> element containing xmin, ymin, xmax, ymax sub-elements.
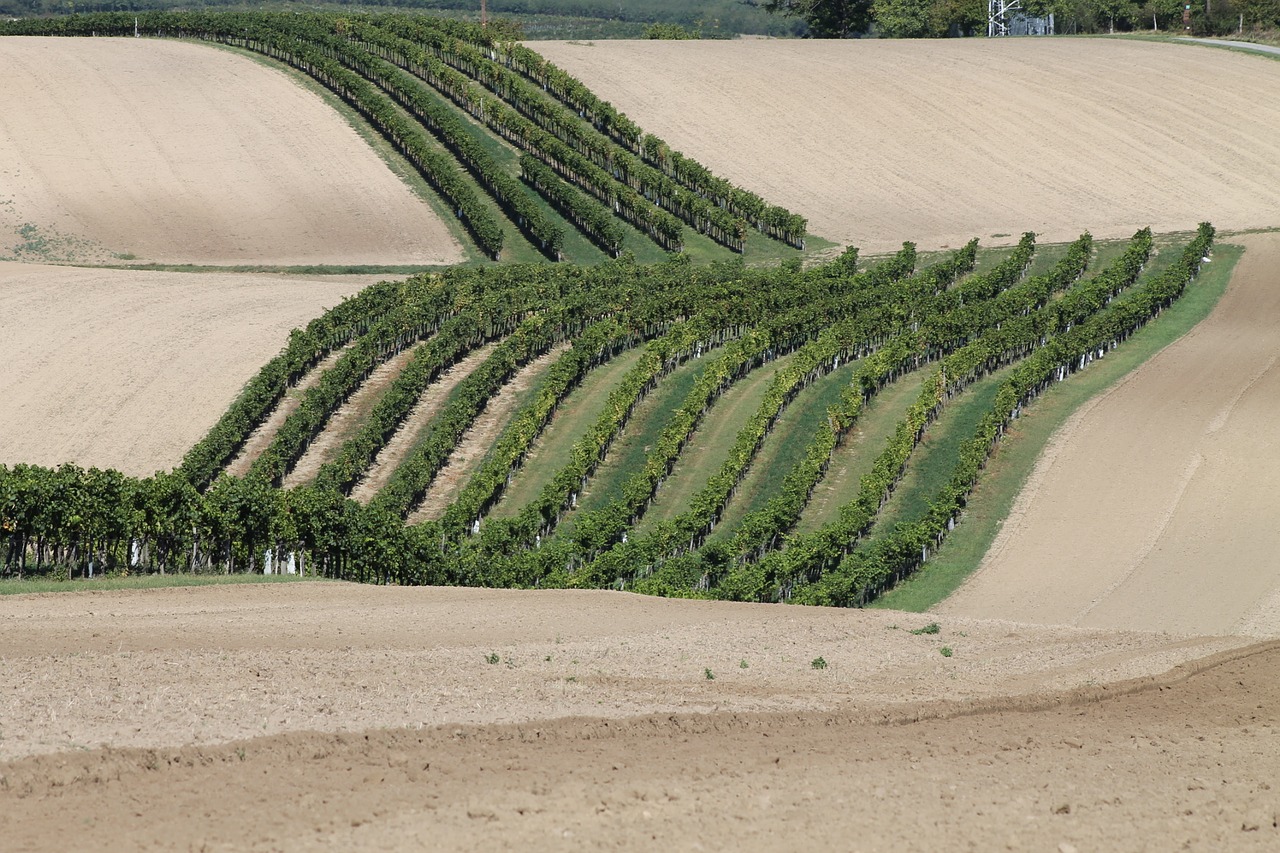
<box><xmin>870</xmin><ymin>240</ymin><xmax>1245</xmax><ymax>612</ymax></box>
<box><xmin>205</xmin><ymin>41</ymin><xmax>485</xmax><ymax>268</ymax></box>
<box><xmin>0</xmin><ymin>574</ymin><xmax>318</xmax><ymax>596</ymax></box>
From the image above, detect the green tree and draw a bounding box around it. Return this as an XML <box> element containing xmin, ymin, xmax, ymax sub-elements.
<box><xmin>756</xmin><ymin>0</ymin><xmax>875</xmax><ymax>36</ymax></box>
<box><xmin>873</xmin><ymin>0</ymin><xmax>934</xmax><ymax>35</ymax></box>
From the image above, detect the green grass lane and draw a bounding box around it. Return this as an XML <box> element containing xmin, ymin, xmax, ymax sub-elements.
<box><xmin>707</xmin><ymin>357</ymin><xmax>863</xmax><ymax>543</ymax></box>
<box><xmin>795</xmin><ymin>368</ymin><xmax>930</xmax><ymax>534</ymax></box>
<box><xmin>489</xmin><ymin>346</ymin><xmax>646</xmax><ymax>517</ymax></box>
<box><xmin>870</xmin><ymin>242</ymin><xmax>1243</xmax><ymax>613</ymax></box>
<box><xmin>865</xmin><ymin>365</ymin><xmax>1015</xmax><ymax>544</ymax></box>
<box><xmin>634</xmin><ymin>352</ymin><xmax>797</xmax><ymax>532</ymax></box>
<box><xmin>560</xmin><ymin>354</ymin><xmax>712</xmax><ymax>530</ymax></box>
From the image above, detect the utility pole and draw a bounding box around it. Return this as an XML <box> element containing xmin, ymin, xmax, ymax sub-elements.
<box><xmin>481</xmin><ymin>0</ymin><xmax>488</xmax><ymax>28</ymax></box>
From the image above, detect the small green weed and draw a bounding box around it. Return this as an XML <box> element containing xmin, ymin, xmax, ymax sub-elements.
<box><xmin>811</xmin><ymin>657</ymin><xmax>828</xmax><ymax>670</ymax></box>
<box><xmin>739</xmin><ymin>659</ymin><xmax>749</xmax><ymax>669</ymax></box>
<box><xmin>486</xmin><ymin>652</ymin><xmax>500</xmax><ymax>665</ymax></box>
<box><xmin>940</xmin><ymin>647</ymin><xmax>953</xmax><ymax>658</ymax></box>
<box><xmin>704</xmin><ymin>668</ymin><xmax>715</xmax><ymax>681</ymax></box>
<box><xmin>910</xmin><ymin>622</ymin><xmax>941</xmax><ymax>636</ymax></box>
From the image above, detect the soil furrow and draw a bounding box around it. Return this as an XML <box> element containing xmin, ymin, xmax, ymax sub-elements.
<box><xmin>225</xmin><ymin>345</ymin><xmax>351</xmax><ymax>478</ymax></box>
<box><xmin>350</xmin><ymin>342</ymin><xmax>498</xmax><ymax>504</ymax></box>
<box><xmin>282</xmin><ymin>346</ymin><xmax>419</xmax><ymax>488</ymax></box>
<box><xmin>406</xmin><ymin>344</ymin><xmax>570</xmax><ymax>523</ymax></box>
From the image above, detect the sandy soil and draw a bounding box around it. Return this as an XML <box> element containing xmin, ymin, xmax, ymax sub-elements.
<box><xmin>282</xmin><ymin>347</ymin><xmax>420</xmax><ymax>489</ymax></box>
<box><xmin>224</xmin><ymin>346</ymin><xmax>351</xmax><ymax>479</ymax></box>
<box><xmin>0</xmin><ymin>38</ymin><xmax>462</xmax><ymax>266</ymax></box>
<box><xmin>408</xmin><ymin>345</ymin><xmax>569</xmax><ymax>522</ymax></box>
<box><xmin>352</xmin><ymin>342</ymin><xmax>498</xmax><ymax>504</ymax></box>
<box><xmin>941</xmin><ymin>234</ymin><xmax>1280</xmax><ymax>636</ymax></box>
<box><xmin>0</xmin><ymin>263</ymin><xmax>368</xmax><ymax>476</ymax></box>
<box><xmin>534</xmin><ymin>38</ymin><xmax>1280</xmax><ymax>252</ymax></box>
<box><xmin>0</xmin><ymin>582</ymin><xmax>1273</xmax><ymax>851</ymax></box>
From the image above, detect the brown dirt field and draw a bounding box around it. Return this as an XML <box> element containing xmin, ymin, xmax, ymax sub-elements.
<box><xmin>351</xmin><ymin>342</ymin><xmax>499</xmax><ymax>504</ymax></box>
<box><xmin>533</xmin><ymin>38</ymin><xmax>1280</xmax><ymax>252</ymax></box>
<box><xmin>1</xmin><ymin>582</ymin><xmax>1274</xmax><ymax>851</ymax></box>
<box><xmin>941</xmin><ymin>234</ymin><xmax>1280</xmax><ymax>636</ymax></box>
<box><xmin>0</xmin><ymin>263</ymin><xmax>368</xmax><ymax>476</ymax></box>
<box><xmin>407</xmin><ymin>344</ymin><xmax>571</xmax><ymax>523</ymax></box>
<box><xmin>282</xmin><ymin>347</ymin><xmax>420</xmax><ymax>489</ymax></box>
<box><xmin>224</xmin><ymin>346</ymin><xmax>351</xmax><ymax>479</ymax></box>
<box><xmin>0</xmin><ymin>38</ymin><xmax>462</xmax><ymax>266</ymax></box>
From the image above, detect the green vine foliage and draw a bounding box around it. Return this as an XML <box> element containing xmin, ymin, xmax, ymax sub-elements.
<box><xmin>0</xmin><ymin>18</ymin><xmax>1214</xmax><ymax>605</ymax></box>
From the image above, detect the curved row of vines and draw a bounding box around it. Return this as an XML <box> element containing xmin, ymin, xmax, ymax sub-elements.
<box><xmin>0</xmin><ymin>11</ymin><xmax>808</xmax><ymax>261</ymax></box>
<box><xmin>0</xmin><ymin>224</ymin><xmax>1216</xmax><ymax>610</ymax></box>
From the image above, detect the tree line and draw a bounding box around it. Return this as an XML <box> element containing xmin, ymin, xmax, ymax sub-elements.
<box><xmin>761</xmin><ymin>0</ymin><xmax>1280</xmax><ymax>36</ymax></box>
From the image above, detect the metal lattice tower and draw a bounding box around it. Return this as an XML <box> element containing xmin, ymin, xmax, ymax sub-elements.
<box><xmin>988</xmin><ymin>0</ymin><xmax>1021</xmax><ymax>36</ymax></box>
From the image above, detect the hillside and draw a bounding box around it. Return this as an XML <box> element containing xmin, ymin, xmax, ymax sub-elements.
<box><xmin>3</xmin><ymin>14</ymin><xmax>1280</xmax><ymax>851</ymax></box>
<box><xmin>0</xmin><ymin>37</ymin><xmax>463</xmax><ymax>266</ymax></box>
<box><xmin>0</xmin><ymin>263</ymin><xmax>367</xmax><ymax>475</ymax></box>
<box><xmin>940</xmin><ymin>233</ymin><xmax>1280</xmax><ymax>636</ymax></box>
<box><xmin>535</xmin><ymin>38</ymin><xmax>1280</xmax><ymax>252</ymax></box>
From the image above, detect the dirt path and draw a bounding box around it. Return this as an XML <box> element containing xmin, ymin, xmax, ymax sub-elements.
<box><xmin>0</xmin><ymin>38</ymin><xmax>461</xmax><ymax>266</ymax></box>
<box><xmin>1177</xmin><ymin>36</ymin><xmax>1280</xmax><ymax>58</ymax></box>
<box><xmin>282</xmin><ymin>347</ymin><xmax>420</xmax><ymax>488</ymax></box>
<box><xmin>225</xmin><ymin>346</ymin><xmax>351</xmax><ymax>478</ymax></box>
<box><xmin>406</xmin><ymin>345</ymin><xmax>569</xmax><ymax>523</ymax></box>
<box><xmin>0</xmin><ymin>583</ymin><xmax>1272</xmax><ymax>851</ymax></box>
<box><xmin>940</xmin><ymin>235</ymin><xmax>1280</xmax><ymax>636</ymax></box>
<box><xmin>0</xmin><ymin>263</ymin><xmax>368</xmax><ymax>476</ymax></box>
<box><xmin>350</xmin><ymin>342</ymin><xmax>498</xmax><ymax>504</ymax></box>
<box><xmin>534</xmin><ymin>39</ymin><xmax>1280</xmax><ymax>252</ymax></box>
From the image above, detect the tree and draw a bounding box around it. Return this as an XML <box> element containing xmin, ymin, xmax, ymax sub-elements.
<box><xmin>873</xmin><ymin>0</ymin><xmax>935</xmax><ymax>35</ymax></box>
<box><xmin>756</xmin><ymin>0</ymin><xmax>875</xmax><ymax>36</ymax></box>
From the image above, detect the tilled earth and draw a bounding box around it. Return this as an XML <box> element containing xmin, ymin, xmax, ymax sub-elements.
<box><xmin>2</xmin><ymin>583</ymin><xmax>1275</xmax><ymax>850</ymax></box>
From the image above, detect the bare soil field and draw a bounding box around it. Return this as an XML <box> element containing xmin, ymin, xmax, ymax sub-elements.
<box><xmin>0</xmin><ymin>262</ymin><xmax>367</xmax><ymax>476</ymax></box>
<box><xmin>535</xmin><ymin>38</ymin><xmax>1280</xmax><ymax>251</ymax></box>
<box><xmin>1</xmin><ymin>582</ymin><xmax>1275</xmax><ymax>850</ymax></box>
<box><xmin>0</xmin><ymin>38</ymin><xmax>462</xmax><ymax>266</ymax></box>
<box><xmin>941</xmin><ymin>234</ymin><xmax>1280</xmax><ymax>636</ymax></box>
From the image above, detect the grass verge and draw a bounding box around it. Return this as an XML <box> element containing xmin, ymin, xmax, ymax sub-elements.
<box><xmin>0</xmin><ymin>573</ymin><xmax>321</xmax><ymax>596</ymax></box>
<box><xmin>636</xmin><ymin>352</ymin><xmax>794</xmax><ymax>531</ymax></box>
<box><xmin>870</xmin><ymin>242</ymin><xmax>1243</xmax><ymax>612</ymax></box>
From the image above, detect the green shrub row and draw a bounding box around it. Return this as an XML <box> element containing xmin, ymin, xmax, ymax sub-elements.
<box><xmin>799</xmin><ymin>224</ymin><xmax>1214</xmax><ymax>606</ymax></box>
<box><xmin>176</xmin><ymin>279</ymin><xmax>404</xmax><ymax>490</ymax></box>
<box><xmin>347</xmin><ymin>17</ymin><xmax>688</xmax><ymax>251</ymax></box>
<box><xmin>716</xmin><ymin>231</ymin><xmax>1155</xmax><ymax>601</ymax></box>
<box><xmin>294</xmin><ymin>22</ymin><xmax>567</xmax><ymax>258</ymax></box>
<box><xmin>520</xmin><ymin>154</ymin><xmax>626</xmax><ymax>257</ymax></box>
<box><xmin>494</xmin><ymin>34</ymin><xmax>807</xmax><ymax>245</ymax></box>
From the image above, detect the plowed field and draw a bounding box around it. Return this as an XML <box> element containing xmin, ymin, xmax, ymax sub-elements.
<box><xmin>535</xmin><ymin>38</ymin><xmax>1280</xmax><ymax>252</ymax></box>
<box><xmin>941</xmin><ymin>233</ymin><xmax>1280</xmax><ymax>636</ymax></box>
<box><xmin>1</xmin><ymin>582</ymin><xmax>1275</xmax><ymax>851</ymax></box>
<box><xmin>0</xmin><ymin>263</ymin><xmax>367</xmax><ymax>475</ymax></box>
<box><xmin>0</xmin><ymin>37</ymin><xmax>462</xmax><ymax>266</ymax></box>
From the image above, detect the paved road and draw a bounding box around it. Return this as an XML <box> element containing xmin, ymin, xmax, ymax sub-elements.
<box><xmin>1175</xmin><ymin>36</ymin><xmax>1280</xmax><ymax>57</ymax></box>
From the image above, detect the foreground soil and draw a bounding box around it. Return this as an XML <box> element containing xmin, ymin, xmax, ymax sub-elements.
<box><xmin>0</xmin><ymin>263</ymin><xmax>368</xmax><ymax>475</ymax></box>
<box><xmin>2</xmin><ymin>583</ymin><xmax>1275</xmax><ymax>850</ymax></box>
<box><xmin>535</xmin><ymin>38</ymin><xmax>1280</xmax><ymax>252</ymax></box>
<box><xmin>0</xmin><ymin>37</ymin><xmax>462</xmax><ymax>266</ymax></box>
<box><xmin>942</xmin><ymin>233</ymin><xmax>1280</xmax><ymax>635</ymax></box>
